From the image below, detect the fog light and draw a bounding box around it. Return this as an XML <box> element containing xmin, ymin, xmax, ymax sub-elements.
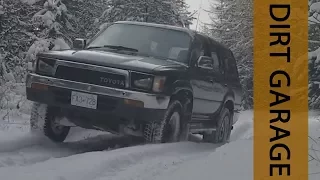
<box><xmin>124</xmin><ymin>99</ymin><xmax>144</xmax><ymax>107</ymax></box>
<box><xmin>31</xmin><ymin>83</ymin><xmax>48</xmax><ymax>90</ymax></box>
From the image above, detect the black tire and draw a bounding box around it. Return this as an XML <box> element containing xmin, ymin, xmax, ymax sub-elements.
<box><xmin>43</xmin><ymin>106</ymin><xmax>70</xmax><ymax>143</ymax></box>
<box><xmin>203</xmin><ymin>108</ymin><xmax>232</xmax><ymax>144</ymax></box>
<box><xmin>29</xmin><ymin>103</ymin><xmax>70</xmax><ymax>143</ymax></box>
<box><xmin>144</xmin><ymin>100</ymin><xmax>188</xmax><ymax>143</ymax></box>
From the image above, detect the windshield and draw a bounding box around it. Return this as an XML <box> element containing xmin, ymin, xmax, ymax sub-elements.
<box><xmin>87</xmin><ymin>23</ymin><xmax>191</xmax><ymax>64</ymax></box>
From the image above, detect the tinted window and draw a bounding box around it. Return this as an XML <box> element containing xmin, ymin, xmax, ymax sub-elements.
<box><xmin>190</xmin><ymin>34</ymin><xmax>211</xmax><ymax>65</ymax></box>
<box><xmin>207</xmin><ymin>38</ymin><xmax>223</xmax><ymax>73</ymax></box>
<box><xmin>87</xmin><ymin>23</ymin><xmax>191</xmax><ymax>64</ymax></box>
<box><xmin>198</xmin><ymin>57</ymin><xmax>213</xmax><ymax>69</ymax></box>
<box><xmin>211</xmin><ymin>52</ymin><xmax>220</xmax><ymax>72</ymax></box>
<box><xmin>224</xmin><ymin>50</ymin><xmax>239</xmax><ymax>79</ymax></box>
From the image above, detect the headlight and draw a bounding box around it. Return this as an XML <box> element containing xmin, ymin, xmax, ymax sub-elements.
<box><xmin>36</xmin><ymin>58</ymin><xmax>56</xmax><ymax>76</ymax></box>
<box><xmin>131</xmin><ymin>72</ymin><xmax>166</xmax><ymax>92</ymax></box>
<box><xmin>134</xmin><ymin>78</ymin><xmax>153</xmax><ymax>89</ymax></box>
<box><xmin>131</xmin><ymin>72</ymin><xmax>153</xmax><ymax>90</ymax></box>
<box><xmin>131</xmin><ymin>73</ymin><xmax>166</xmax><ymax>92</ymax></box>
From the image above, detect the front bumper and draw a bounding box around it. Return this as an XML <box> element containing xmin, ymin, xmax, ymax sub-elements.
<box><xmin>25</xmin><ymin>73</ymin><xmax>170</xmax><ymax>122</ymax></box>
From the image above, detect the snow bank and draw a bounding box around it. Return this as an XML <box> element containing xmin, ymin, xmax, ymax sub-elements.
<box><xmin>0</xmin><ymin>142</ymin><xmax>217</xmax><ymax>180</ymax></box>
<box><xmin>0</xmin><ymin>131</ymin><xmax>46</xmax><ymax>152</ymax></box>
<box><xmin>0</xmin><ymin>110</ymin><xmax>318</xmax><ymax>180</ymax></box>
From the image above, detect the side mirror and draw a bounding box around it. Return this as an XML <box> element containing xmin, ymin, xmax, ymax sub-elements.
<box><xmin>196</xmin><ymin>56</ymin><xmax>214</xmax><ymax>70</ymax></box>
<box><xmin>73</xmin><ymin>38</ymin><xmax>86</xmax><ymax>49</ymax></box>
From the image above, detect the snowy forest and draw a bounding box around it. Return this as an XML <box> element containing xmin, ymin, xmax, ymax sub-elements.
<box><xmin>0</xmin><ymin>0</ymin><xmax>320</xmax><ymax>113</ymax></box>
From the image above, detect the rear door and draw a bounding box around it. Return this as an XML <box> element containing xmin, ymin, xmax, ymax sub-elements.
<box><xmin>221</xmin><ymin>49</ymin><xmax>243</xmax><ymax>110</ymax></box>
<box><xmin>208</xmin><ymin>39</ymin><xmax>228</xmax><ymax>113</ymax></box>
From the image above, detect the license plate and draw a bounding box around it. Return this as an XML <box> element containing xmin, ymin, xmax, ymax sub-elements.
<box><xmin>71</xmin><ymin>91</ymin><xmax>98</xmax><ymax>109</ymax></box>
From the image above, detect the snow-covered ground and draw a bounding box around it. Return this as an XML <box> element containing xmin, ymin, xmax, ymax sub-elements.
<box><xmin>0</xmin><ymin>110</ymin><xmax>319</xmax><ymax>180</ymax></box>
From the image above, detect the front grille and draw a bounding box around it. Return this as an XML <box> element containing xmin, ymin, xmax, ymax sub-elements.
<box><xmin>55</xmin><ymin>66</ymin><xmax>126</xmax><ymax>89</ymax></box>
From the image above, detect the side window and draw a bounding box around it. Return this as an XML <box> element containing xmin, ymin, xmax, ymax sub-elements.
<box><xmin>190</xmin><ymin>34</ymin><xmax>211</xmax><ymax>66</ymax></box>
<box><xmin>219</xmin><ymin>49</ymin><xmax>228</xmax><ymax>74</ymax></box>
<box><xmin>190</xmin><ymin>37</ymin><xmax>202</xmax><ymax>63</ymax></box>
<box><xmin>198</xmin><ymin>57</ymin><xmax>213</xmax><ymax>69</ymax></box>
<box><xmin>208</xmin><ymin>38</ymin><xmax>223</xmax><ymax>73</ymax></box>
<box><xmin>226</xmin><ymin>50</ymin><xmax>239</xmax><ymax>79</ymax></box>
<box><xmin>211</xmin><ymin>52</ymin><xmax>220</xmax><ymax>72</ymax></box>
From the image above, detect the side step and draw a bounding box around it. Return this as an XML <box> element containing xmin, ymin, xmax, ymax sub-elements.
<box><xmin>189</xmin><ymin>128</ymin><xmax>216</xmax><ymax>134</ymax></box>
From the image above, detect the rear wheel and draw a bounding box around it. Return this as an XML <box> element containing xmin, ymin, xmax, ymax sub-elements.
<box><xmin>203</xmin><ymin>108</ymin><xmax>232</xmax><ymax>144</ymax></box>
<box><xmin>144</xmin><ymin>100</ymin><xmax>188</xmax><ymax>143</ymax></box>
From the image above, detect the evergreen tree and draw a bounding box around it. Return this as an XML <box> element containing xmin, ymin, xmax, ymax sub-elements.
<box><xmin>308</xmin><ymin>0</ymin><xmax>320</xmax><ymax>108</ymax></box>
<box><xmin>26</xmin><ymin>0</ymin><xmax>72</xmax><ymax>64</ymax></box>
<box><xmin>98</xmin><ymin>0</ymin><xmax>193</xmax><ymax>28</ymax></box>
<box><xmin>64</xmin><ymin>0</ymin><xmax>109</xmax><ymax>39</ymax></box>
<box><xmin>0</xmin><ymin>0</ymin><xmax>108</xmax><ymax>109</ymax></box>
<box><xmin>0</xmin><ymin>0</ymin><xmax>43</xmax><ymax>84</ymax></box>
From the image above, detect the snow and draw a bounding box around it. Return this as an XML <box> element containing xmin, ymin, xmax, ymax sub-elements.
<box><xmin>20</xmin><ymin>0</ymin><xmax>42</xmax><ymax>5</ymax></box>
<box><xmin>52</xmin><ymin>38</ymin><xmax>70</xmax><ymax>50</ymax></box>
<box><xmin>0</xmin><ymin>5</ymin><xmax>4</xmax><ymax>15</ymax></box>
<box><xmin>310</xmin><ymin>2</ymin><xmax>320</xmax><ymax>14</ymax></box>
<box><xmin>27</xmin><ymin>39</ymin><xmax>51</xmax><ymax>62</ymax></box>
<box><xmin>0</xmin><ymin>110</ymin><xmax>318</xmax><ymax>180</ymax></box>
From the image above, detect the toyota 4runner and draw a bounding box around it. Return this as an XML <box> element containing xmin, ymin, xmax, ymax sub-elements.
<box><xmin>26</xmin><ymin>21</ymin><xmax>242</xmax><ymax>144</ymax></box>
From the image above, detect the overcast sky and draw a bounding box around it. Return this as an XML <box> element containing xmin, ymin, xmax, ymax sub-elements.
<box><xmin>185</xmin><ymin>0</ymin><xmax>212</xmax><ymax>31</ymax></box>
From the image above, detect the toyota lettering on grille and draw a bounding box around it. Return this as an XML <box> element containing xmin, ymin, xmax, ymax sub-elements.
<box><xmin>100</xmin><ymin>77</ymin><xmax>125</xmax><ymax>86</ymax></box>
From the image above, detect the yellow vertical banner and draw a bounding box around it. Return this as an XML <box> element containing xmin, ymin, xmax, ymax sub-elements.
<box><xmin>254</xmin><ymin>0</ymin><xmax>308</xmax><ymax>180</ymax></box>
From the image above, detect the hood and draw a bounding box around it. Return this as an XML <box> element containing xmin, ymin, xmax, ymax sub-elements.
<box><xmin>38</xmin><ymin>49</ymin><xmax>188</xmax><ymax>73</ymax></box>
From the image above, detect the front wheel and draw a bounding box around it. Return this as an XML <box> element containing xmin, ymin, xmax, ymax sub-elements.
<box><xmin>144</xmin><ymin>100</ymin><xmax>188</xmax><ymax>143</ymax></box>
<box><xmin>43</xmin><ymin>107</ymin><xmax>70</xmax><ymax>143</ymax></box>
<box><xmin>30</xmin><ymin>103</ymin><xmax>70</xmax><ymax>143</ymax></box>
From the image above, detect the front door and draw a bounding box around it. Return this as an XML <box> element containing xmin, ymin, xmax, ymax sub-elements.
<box><xmin>189</xmin><ymin>35</ymin><xmax>216</xmax><ymax>119</ymax></box>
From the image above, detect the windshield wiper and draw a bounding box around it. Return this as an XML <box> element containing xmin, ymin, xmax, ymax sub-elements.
<box><xmin>87</xmin><ymin>45</ymin><xmax>138</xmax><ymax>52</ymax></box>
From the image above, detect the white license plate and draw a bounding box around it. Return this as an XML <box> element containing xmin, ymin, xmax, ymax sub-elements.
<box><xmin>71</xmin><ymin>91</ymin><xmax>98</xmax><ymax>109</ymax></box>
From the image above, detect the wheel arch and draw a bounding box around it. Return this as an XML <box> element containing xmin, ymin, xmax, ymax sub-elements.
<box><xmin>170</xmin><ymin>87</ymin><xmax>194</xmax><ymax>122</ymax></box>
<box><xmin>223</xmin><ymin>96</ymin><xmax>235</xmax><ymax>126</ymax></box>
<box><xmin>222</xmin><ymin>90</ymin><xmax>235</xmax><ymax>113</ymax></box>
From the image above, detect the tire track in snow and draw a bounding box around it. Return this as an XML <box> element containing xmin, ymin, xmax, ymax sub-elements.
<box><xmin>0</xmin><ymin>111</ymin><xmax>253</xmax><ymax>169</ymax></box>
<box><xmin>0</xmin><ymin>131</ymin><xmax>203</xmax><ymax>169</ymax></box>
<box><xmin>0</xmin><ymin>141</ymin><xmax>222</xmax><ymax>180</ymax></box>
<box><xmin>0</xmin><ymin>130</ymin><xmax>144</xmax><ymax>168</ymax></box>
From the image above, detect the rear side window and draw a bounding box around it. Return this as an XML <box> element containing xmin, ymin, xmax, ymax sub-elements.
<box><xmin>225</xmin><ymin>50</ymin><xmax>239</xmax><ymax>79</ymax></box>
<box><xmin>208</xmin><ymin>38</ymin><xmax>223</xmax><ymax>74</ymax></box>
<box><xmin>198</xmin><ymin>57</ymin><xmax>213</xmax><ymax>69</ymax></box>
<box><xmin>211</xmin><ymin>52</ymin><xmax>220</xmax><ymax>72</ymax></box>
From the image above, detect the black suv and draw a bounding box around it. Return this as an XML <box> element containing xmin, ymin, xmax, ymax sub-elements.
<box><xmin>26</xmin><ymin>21</ymin><xmax>242</xmax><ymax>144</ymax></box>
